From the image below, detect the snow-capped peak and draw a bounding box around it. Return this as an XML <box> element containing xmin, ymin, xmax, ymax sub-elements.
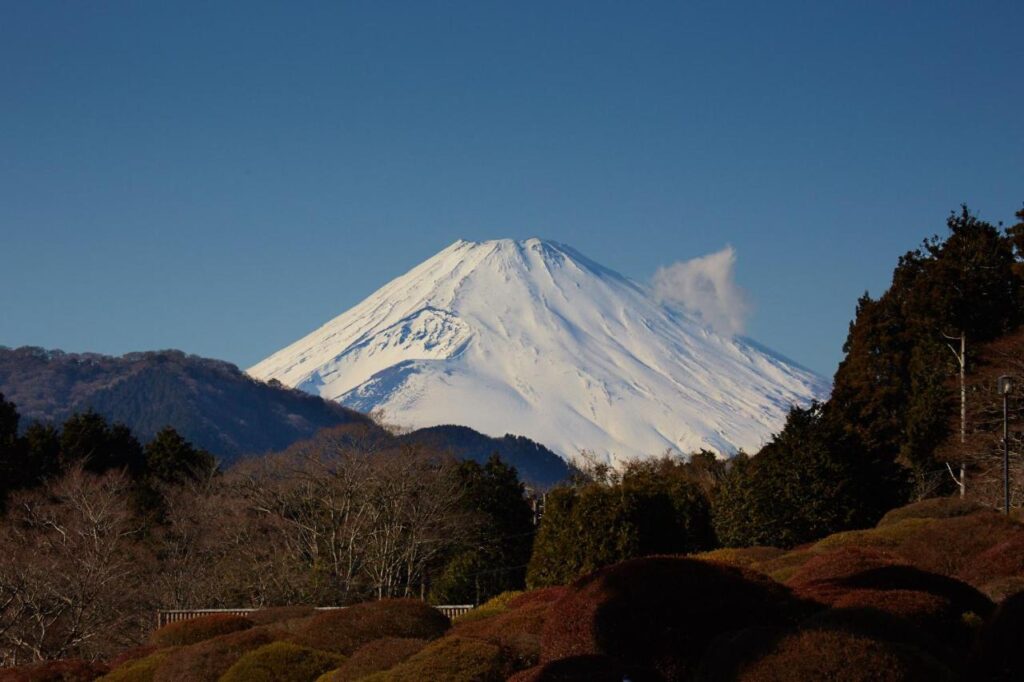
<box><xmin>249</xmin><ymin>238</ymin><xmax>830</xmax><ymax>464</ymax></box>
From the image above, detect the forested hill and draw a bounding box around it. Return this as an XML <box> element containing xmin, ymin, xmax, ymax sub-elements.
<box><xmin>0</xmin><ymin>347</ymin><xmax>574</xmax><ymax>484</ymax></box>
<box><xmin>0</xmin><ymin>346</ymin><xmax>370</xmax><ymax>463</ymax></box>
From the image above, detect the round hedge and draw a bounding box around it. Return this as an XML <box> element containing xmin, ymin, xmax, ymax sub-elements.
<box><xmin>0</xmin><ymin>659</ymin><xmax>111</xmax><ymax>681</ymax></box>
<box><xmin>975</xmin><ymin>590</ymin><xmax>1024</xmax><ymax>681</ymax></box>
<box><xmin>735</xmin><ymin>629</ymin><xmax>955</xmax><ymax>681</ymax></box>
<box><xmin>247</xmin><ymin>605</ymin><xmax>318</xmax><ymax>626</ymax></box>
<box><xmin>324</xmin><ymin>638</ymin><xmax>428</xmax><ymax>681</ymax></box>
<box><xmin>788</xmin><ymin>547</ymin><xmax>993</xmax><ymax>623</ymax></box>
<box><xmin>219</xmin><ymin>641</ymin><xmax>344</xmax><ymax>682</ymax></box>
<box><xmin>151</xmin><ymin>627</ymin><xmax>278</xmax><ymax>682</ymax></box>
<box><xmin>289</xmin><ymin>599</ymin><xmax>450</xmax><ymax>656</ymax></box>
<box><xmin>98</xmin><ymin>649</ymin><xmax>176</xmax><ymax>682</ymax></box>
<box><xmin>507</xmin><ymin>654</ymin><xmax>660</xmax><ymax>682</ymax></box>
<box><xmin>149</xmin><ymin>614</ymin><xmax>254</xmax><ymax>647</ymax></box>
<box><xmin>540</xmin><ymin>556</ymin><xmax>806</xmax><ymax>681</ymax></box>
<box><xmin>359</xmin><ymin>636</ymin><xmax>509</xmax><ymax>682</ymax></box>
<box><xmin>876</xmin><ymin>497</ymin><xmax>984</xmax><ymax>527</ymax></box>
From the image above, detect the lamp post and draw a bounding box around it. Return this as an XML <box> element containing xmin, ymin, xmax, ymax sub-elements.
<box><xmin>998</xmin><ymin>375</ymin><xmax>1012</xmax><ymax>515</ymax></box>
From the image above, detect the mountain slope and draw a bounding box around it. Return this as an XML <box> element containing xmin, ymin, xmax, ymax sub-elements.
<box><xmin>0</xmin><ymin>347</ymin><xmax>369</xmax><ymax>462</ymax></box>
<box><xmin>250</xmin><ymin>238</ymin><xmax>830</xmax><ymax>464</ymax></box>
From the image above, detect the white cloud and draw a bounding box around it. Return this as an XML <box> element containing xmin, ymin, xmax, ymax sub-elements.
<box><xmin>652</xmin><ymin>245</ymin><xmax>751</xmax><ymax>336</ymax></box>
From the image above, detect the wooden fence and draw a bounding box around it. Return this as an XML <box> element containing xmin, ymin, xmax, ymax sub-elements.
<box><xmin>156</xmin><ymin>604</ymin><xmax>475</xmax><ymax>629</ymax></box>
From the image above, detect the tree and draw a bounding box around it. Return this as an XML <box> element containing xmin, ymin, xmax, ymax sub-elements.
<box><xmin>712</xmin><ymin>404</ymin><xmax>908</xmax><ymax>548</ymax></box>
<box><xmin>144</xmin><ymin>427</ymin><xmax>216</xmax><ymax>485</ymax></box>
<box><xmin>827</xmin><ymin>206</ymin><xmax>1022</xmax><ymax>492</ymax></box>
<box><xmin>430</xmin><ymin>455</ymin><xmax>535</xmax><ymax>604</ymax></box>
<box><xmin>59</xmin><ymin>412</ymin><xmax>144</xmax><ymax>476</ymax></box>
<box><xmin>0</xmin><ymin>467</ymin><xmax>152</xmax><ymax>664</ymax></box>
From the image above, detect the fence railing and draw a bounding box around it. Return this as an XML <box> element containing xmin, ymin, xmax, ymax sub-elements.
<box><xmin>156</xmin><ymin>604</ymin><xmax>475</xmax><ymax>629</ymax></box>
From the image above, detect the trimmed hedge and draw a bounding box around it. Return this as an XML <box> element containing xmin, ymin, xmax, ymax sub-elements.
<box><xmin>975</xmin><ymin>591</ymin><xmax>1024</xmax><ymax>681</ymax></box>
<box><xmin>788</xmin><ymin>548</ymin><xmax>993</xmax><ymax>621</ymax></box>
<box><xmin>151</xmin><ymin>627</ymin><xmax>278</xmax><ymax>682</ymax></box>
<box><xmin>541</xmin><ymin>556</ymin><xmax>806</xmax><ymax>680</ymax></box>
<box><xmin>693</xmin><ymin>546</ymin><xmax>785</xmax><ymax>569</ymax></box>
<box><xmin>97</xmin><ymin>649</ymin><xmax>176</xmax><ymax>682</ymax></box>
<box><xmin>877</xmin><ymin>497</ymin><xmax>984</xmax><ymax>527</ymax></box>
<box><xmin>735</xmin><ymin>629</ymin><xmax>955</xmax><ymax>681</ymax></box>
<box><xmin>220</xmin><ymin>641</ymin><xmax>344</xmax><ymax>682</ymax></box>
<box><xmin>0</xmin><ymin>660</ymin><xmax>110</xmax><ymax>682</ymax></box>
<box><xmin>247</xmin><ymin>605</ymin><xmax>318</xmax><ymax>626</ymax></box>
<box><xmin>359</xmin><ymin>636</ymin><xmax>509</xmax><ymax>682</ymax></box>
<box><xmin>289</xmin><ymin>599</ymin><xmax>450</xmax><ymax>656</ymax></box>
<box><xmin>508</xmin><ymin>654</ymin><xmax>660</xmax><ymax>682</ymax></box>
<box><xmin>323</xmin><ymin>638</ymin><xmax>428</xmax><ymax>681</ymax></box>
<box><xmin>149</xmin><ymin>614</ymin><xmax>254</xmax><ymax>647</ymax></box>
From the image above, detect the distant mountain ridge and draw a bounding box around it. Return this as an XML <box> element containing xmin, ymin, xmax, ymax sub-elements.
<box><xmin>250</xmin><ymin>238</ymin><xmax>831</xmax><ymax>464</ymax></box>
<box><xmin>0</xmin><ymin>346</ymin><xmax>573</xmax><ymax>484</ymax></box>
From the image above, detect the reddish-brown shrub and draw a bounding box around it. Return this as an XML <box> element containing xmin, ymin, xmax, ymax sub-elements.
<box><xmin>975</xmin><ymin>591</ymin><xmax>1024</xmax><ymax>681</ymax></box>
<box><xmin>247</xmin><ymin>605</ymin><xmax>318</xmax><ymax>626</ymax></box>
<box><xmin>151</xmin><ymin>627</ymin><xmax>278</xmax><ymax>682</ymax></box>
<box><xmin>506</xmin><ymin>587</ymin><xmax>569</xmax><ymax>610</ymax></box>
<box><xmin>149</xmin><ymin>614</ymin><xmax>254</xmax><ymax>647</ymax></box>
<box><xmin>360</xmin><ymin>636</ymin><xmax>509</xmax><ymax>681</ymax></box>
<box><xmin>289</xmin><ymin>599</ymin><xmax>450</xmax><ymax>655</ymax></box>
<box><xmin>754</xmin><ymin>548</ymin><xmax>817</xmax><ymax>583</ymax></box>
<box><xmin>830</xmin><ymin>590</ymin><xmax>952</xmax><ymax>634</ymax></box>
<box><xmin>507</xmin><ymin>655</ymin><xmax>660</xmax><ymax>682</ymax></box>
<box><xmin>540</xmin><ymin>556</ymin><xmax>805</xmax><ymax>681</ymax></box>
<box><xmin>889</xmin><ymin>511</ymin><xmax>1022</xmax><ymax>578</ymax></box>
<box><xmin>103</xmin><ymin>646</ymin><xmax>159</xmax><ymax>670</ymax></box>
<box><xmin>736</xmin><ymin>629</ymin><xmax>954</xmax><ymax>681</ymax></box>
<box><xmin>0</xmin><ymin>660</ymin><xmax>110</xmax><ymax>682</ymax></box>
<box><xmin>877</xmin><ymin>497</ymin><xmax>984</xmax><ymax>527</ymax></box>
<box><xmin>788</xmin><ymin>548</ymin><xmax>993</xmax><ymax>619</ymax></box>
<box><xmin>957</xmin><ymin>531</ymin><xmax>1024</xmax><ymax>586</ymax></box>
<box><xmin>325</xmin><ymin>638</ymin><xmax>428</xmax><ymax>681</ymax></box>
<box><xmin>979</xmin><ymin>576</ymin><xmax>1024</xmax><ymax>603</ymax></box>
<box><xmin>454</xmin><ymin>602</ymin><xmax>551</xmax><ymax>670</ymax></box>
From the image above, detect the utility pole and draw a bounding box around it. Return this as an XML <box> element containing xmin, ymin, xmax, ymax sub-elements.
<box><xmin>999</xmin><ymin>375</ymin><xmax>1012</xmax><ymax>515</ymax></box>
<box><xmin>945</xmin><ymin>331</ymin><xmax>967</xmax><ymax>497</ymax></box>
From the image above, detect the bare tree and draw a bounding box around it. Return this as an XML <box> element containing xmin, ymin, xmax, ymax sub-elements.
<box><xmin>0</xmin><ymin>467</ymin><xmax>151</xmax><ymax>665</ymax></box>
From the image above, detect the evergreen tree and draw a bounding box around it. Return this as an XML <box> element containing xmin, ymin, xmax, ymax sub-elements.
<box><xmin>60</xmin><ymin>411</ymin><xmax>144</xmax><ymax>475</ymax></box>
<box><xmin>144</xmin><ymin>426</ymin><xmax>216</xmax><ymax>485</ymax></box>
<box><xmin>431</xmin><ymin>454</ymin><xmax>534</xmax><ymax>603</ymax></box>
<box><xmin>712</xmin><ymin>404</ymin><xmax>908</xmax><ymax>548</ymax></box>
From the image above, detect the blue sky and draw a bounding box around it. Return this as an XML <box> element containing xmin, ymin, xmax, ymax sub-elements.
<box><xmin>1</xmin><ymin>1</ymin><xmax>1021</xmax><ymax>376</ymax></box>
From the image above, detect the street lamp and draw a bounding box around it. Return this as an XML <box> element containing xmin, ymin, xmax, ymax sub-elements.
<box><xmin>998</xmin><ymin>375</ymin><xmax>1013</xmax><ymax>515</ymax></box>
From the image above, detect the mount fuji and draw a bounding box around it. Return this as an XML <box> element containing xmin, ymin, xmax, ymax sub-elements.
<box><xmin>249</xmin><ymin>238</ymin><xmax>829</xmax><ymax>465</ymax></box>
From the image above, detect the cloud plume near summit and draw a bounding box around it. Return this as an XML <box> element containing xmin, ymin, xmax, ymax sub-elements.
<box><xmin>652</xmin><ymin>246</ymin><xmax>751</xmax><ymax>336</ymax></box>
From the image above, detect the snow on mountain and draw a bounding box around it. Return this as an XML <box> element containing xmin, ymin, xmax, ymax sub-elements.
<box><xmin>248</xmin><ymin>238</ymin><xmax>830</xmax><ymax>465</ymax></box>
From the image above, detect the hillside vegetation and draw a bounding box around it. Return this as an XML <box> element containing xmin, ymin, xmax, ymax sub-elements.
<box><xmin>3</xmin><ymin>497</ymin><xmax>1020</xmax><ymax>681</ymax></box>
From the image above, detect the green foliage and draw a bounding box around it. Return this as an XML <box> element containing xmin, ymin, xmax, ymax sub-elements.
<box><xmin>60</xmin><ymin>411</ymin><xmax>144</xmax><ymax>476</ymax></box>
<box><xmin>99</xmin><ymin>649</ymin><xmax>175</xmax><ymax>682</ymax></box>
<box><xmin>828</xmin><ymin>206</ymin><xmax>1023</xmax><ymax>483</ymax></box>
<box><xmin>143</xmin><ymin>427</ymin><xmax>215</xmax><ymax>486</ymax></box>
<box><xmin>712</xmin><ymin>404</ymin><xmax>908</xmax><ymax>549</ymax></box>
<box><xmin>219</xmin><ymin>641</ymin><xmax>344</xmax><ymax>682</ymax></box>
<box><xmin>149</xmin><ymin>614</ymin><xmax>254</xmax><ymax>647</ymax></box>
<box><xmin>876</xmin><ymin>496</ymin><xmax>984</xmax><ymax>526</ymax></box>
<box><xmin>527</xmin><ymin>455</ymin><xmax>718</xmax><ymax>587</ymax></box>
<box><xmin>431</xmin><ymin>455</ymin><xmax>535</xmax><ymax>604</ymax></box>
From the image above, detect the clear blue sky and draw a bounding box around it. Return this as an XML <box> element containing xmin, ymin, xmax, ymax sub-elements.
<box><xmin>1</xmin><ymin>1</ymin><xmax>1021</xmax><ymax>376</ymax></box>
